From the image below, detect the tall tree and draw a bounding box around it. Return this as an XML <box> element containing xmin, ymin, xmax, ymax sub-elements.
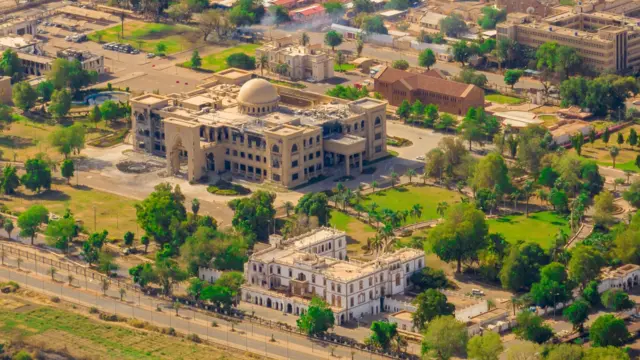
<box><xmin>228</xmin><ymin>190</ymin><xmax>276</xmax><ymax>241</ymax></box>
<box><xmin>324</xmin><ymin>30</ymin><xmax>343</xmax><ymax>51</ymax></box>
<box><xmin>21</xmin><ymin>156</ymin><xmax>52</xmax><ymax>193</ymax></box>
<box><xmin>467</xmin><ymin>331</ymin><xmax>503</xmax><ymax>360</ymax></box>
<box><xmin>412</xmin><ymin>289</ymin><xmax>455</xmax><ymax>331</ymax></box>
<box><xmin>419</xmin><ymin>49</ymin><xmax>436</xmax><ymax>70</ymax></box>
<box><xmin>12</xmin><ymin>81</ymin><xmax>37</xmax><ymax>112</ymax></box>
<box><xmin>135</xmin><ymin>183</ymin><xmax>187</xmax><ymax>245</ymax></box>
<box><xmin>17</xmin><ymin>205</ymin><xmax>49</xmax><ymax>245</ymax></box>
<box><xmin>589</xmin><ymin>314</ymin><xmax>629</xmax><ymax>347</ymax></box>
<box><xmin>421</xmin><ymin>316</ymin><xmax>468</xmax><ymax>360</ymax></box>
<box><xmin>296</xmin><ymin>297</ymin><xmax>335</xmax><ymax>335</ymax></box>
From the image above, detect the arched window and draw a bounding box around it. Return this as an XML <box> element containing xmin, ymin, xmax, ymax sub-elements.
<box><xmin>361</xmin><ymin>120</ymin><xmax>365</xmax><ymax>129</ymax></box>
<box><xmin>374</xmin><ymin>117</ymin><xmax>381</xmax><ymax>125</ymax></box>
<box><xmin>309</xmin><ymin>137</ymin><xmax>313</xmax><ymax>145</ymax></box>
<box><xmin>262</xmin><ymin>107</ymin><xmax>265</xmax><ymax>112</ymax></box>
<box><xmin>272</xmin><ymin>144</ymin><xmax>280</xmax><ymax>153</ymax></box>
<box><xmin>291</xmin><ymin>144</ymin><xmax>298</xmax><ymax>153</ymax></box>
<box><xmin>316</xmin><ymin>135</ymin><xmax>320</xmax><ymax>143</ymax></box>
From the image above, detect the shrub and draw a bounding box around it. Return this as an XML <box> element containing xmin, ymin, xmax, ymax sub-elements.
<box><xmin>89</xmin><ymin>306</ymin><xmax>99</xmax><ymax>314</ymax></box>
<box><xmin>50</xmin><ymin>296</ymin><xmax>60</xmax><ymax>303</ymax></box>
<box><xmin>226</xmin><ymin>53</ymin><xmax>256</xmax><ymax>70</ymax></box>
<box><xmin>187</xmin><ymin>333</ymin><xmax>201</xmax><ymax>343</ymax></box>
<box><xmin>99</xmin><ymin>313</ymin><xmax>119</xmax><ymax>322</ymax></box>
<box><xmin>128</xmin><ymin>318</ymin><xmax>147</xmax><ymax>328</ymax></box>
<box><xmin>207</xmin><ymin>180</ymin><xmax>251</xmax><ymax>196</ymax></box>
<box><xmin>163</xmin><ymin>327</ymin><xmax>177</xmax><ymax>336</ymax></box>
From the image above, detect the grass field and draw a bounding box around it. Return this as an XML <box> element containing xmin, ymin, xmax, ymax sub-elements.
<box><xmin>0</xmin><ymin>115</ymin><xmax>117</xmax><ymax>163</ymax></box>
<box><xmin>538</xmin><ymin>115</ymin><xmax>558</xmax><ymax>126</ymax></box>
<box><xmin>0</xmin><ymin>301</ymin><xmax>258</xmax><ymax>360</ymax></box>
<box><xmin>334</xmin><ymin>63</ymin><xmax>356</xmax><ymax>72</ymax></box>
<box><xmin>1</xmin><ymin>183</ymin><xmax>139</xmax><ymax>239</ymax></box>
<box><xmin>361</xmin><ymin>185</ymin><xmax>461</xmax><ymax>224</ymax></box>
<box><xmin>486</xmin><ymin>211</ymin><xmax>570</xmax><ymax>249</ymax></box>
<box><xmin>329</xmin><ymin>209</ymin><xmax>376</xmax><ymax>258</ymax></box>
<box><xmin>573</xmin><ymin>124</ymin><xmax>640</xmax><ymax>172</ymax></box>
<box><xmin>486</xmin><ymin>94</ymin><xmax>524</xmax><ymax>105</ymax></box>
<box><xmin>181</xmin><ymin>44</ymin><xmax>260</xmax><ymax>72</ymax></box>
<box><xmin>88</xmin><ymin>21</ymin><xmax>203</xmax><ymax>55</ymax></box>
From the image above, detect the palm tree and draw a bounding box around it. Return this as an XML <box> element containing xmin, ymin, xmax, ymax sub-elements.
<box><xmin>411</xmin><ymin>204</ymin><xmax>423</xmax><ymax>222</ymax></box>
<box><xmin>390</xmin><ymin>171</ymin><xmax>399</xmax><ymax>188</ymax></box>
<box><xmin>101</xmin><ymin>278</ymin><xmax>110</xmax><ymax>295</ymax></box>
<box><xmin>343</xmin><ymin>189</ymin><xmax>354</xmax><ymax>210</ymax></box>
<box><xmin>625</xmin><ymin>170</ymin><xmax>634</xmax><ymax>184</ymax></box>
<box><xmin>371</xmin><ymin>180</ymin><xmax>378</xmax><ymax>192</ymax></box>
<box><xmin>610</xmin><ymin>146</ymin><xmax>620</xmax><ymax>168</ymax></box>
<box><xmin>511</xmin><ymin>191</ymin><xmax>520</xmax><ymax>211</ymax></box>
<box><xmin>551</xmin><ymin>230</ymin><xmax>568</xmax><ymax>261</ymax></box>
<box><xmin>119</xmin><ymin>288</ymin><xmax>126</xmax><ymax>301</ymax></box>
<box><xmin>614</xmin><ymin>178</ymin><xmax>625</xmax><ymax>192</ymax></box>
<box><xmin>330</xmin><ymin>194</ymin><xmax>339</xmax><ymax>208</ymax></box>
<box><xmin>301</xmin><ymin>32</ymin><xmax>310</xmax><ymax>47</ymax></box>
<box><xmin>378</xmin><ymin>224</ymin><xmax>394</xmax><ymax>253</ymax></box>
<box><xmin>405</xmin><ymin>168</ymin><xmax>416</xmax><ymax>184</ymax></box>
<box><xmin>536</xmin><ymin>189</ymin><xmax>549</xmax><ymax>206</ymax></box>
<box><xmin>421</xmin><ymin>172</ymin><xmax>429</xmax><ymax>185</ymax></box>
<box><xmin>258</xmin><ymin>54</ymin><xmax>269</xmax><ymax>76</ymax></box>
<box><xmin>369</xmin><ymin>234</ymin><xmax>382</xmax><ymax>255</ymax></box>
<box><xmin>191</xmin><ymin>198</ymin><xmax>200</xmax><ymax>217</ymax></box>
<box><xmin>436</xmin><ymin>201</ymin><xmax>448</xmax><ymax>218</ymax></box>
<box><xmin>522</xmin><ymin>180</ymin><xmax>535</xmax><ymax>217</ymax></box>
<box><xmin>336</xmin><ymin>182</ymin><xmax>346</xmax><ymax>194</ymax></box>
<box><xmin>47</xmin><ymin>266</ymin><xmax>57</xmax><ymax>281</ymax></box>
<box><xmin>284</xmin><ymin>201</ymin><xmax>294</xmax><ymax>216</ymax></box>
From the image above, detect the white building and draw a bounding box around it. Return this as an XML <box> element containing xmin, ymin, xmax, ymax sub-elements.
<box><xmin>256</xmin><ymin>36</ymin><xmax>334</xmax><ymax>82</ymax></box>
<box><xmin>598</xmin><ymin>264</ymin><xmax>640</xmax><ymax>293</ymax></box>
<box><xmin>241</xmin><ymin>227</ymin><xmax>425</xmax><ymax>325</ymax></box>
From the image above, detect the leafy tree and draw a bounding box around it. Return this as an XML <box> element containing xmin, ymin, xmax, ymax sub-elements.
<box><xmin>45</xmin><ymin>215</ymin><xmax>76</xmax><ymax>252</ymax></box>
<box><xmin>478</xmin><ymin>6</ymin><xmax>506</xmax><ymax>29</ymax></box>
<box><xmin>538</xmin><ymin>166</ymin><xmax>559</xmax><ymax>188</ymax></box>
<box><xmin>581</xmin><ymin>280</ymin><xmax>601</xmax><ymax>307</ymax></box>
<box><xmin>123</xmin><ymin>231</ymin><xmax>135</xmax><ymax>248</ymax></box>
<box><xmin>602</xmin><ymin>128</ymin><xmax>610</xmax><ymax>144</ymax></box>
<box><xmin>269</xmin><ymin>5</ymin><xmax>290</xmax><ymax>25</ymax></box>
<box><xmin>592</xmin><ymin>190</ymin><xmax>615</xmax><ymax>227</ymax></box>
<box><xmin>568</xmin><ymin>245</ymin><xmax>604</xmax><ymax>288</ymax></box>
<box><xmin>324</xmin><ymin>30</ymin><xmax>343</xmax><ymax>51</ymax></box>
<box><xmin>451</xmin><ymin>40</ymin><xmax>471</xmax><ymax>66</ymax></box>
<box><xmin>180</xmin><ymin>226</ymin><xmax>246</xmax><ymax>274</ymax></box>
<box><xmin>423</xmin><ymin>104</ymin><xmax>439</xmax><ymax>128</ymax></box>
<box><xmin>190</xmin><ymin>50</ymin><xmax>202</xmax><ymax>68</ymax></box>
<box><xmin>367</xmin><ymin>321</ymin><xmax>398</xmax><ymax>351</ymax></box>
<box><xmin>151</xmin><ymin>259</ymin><xmax>188</xmax><ymax>295</ymax></box>
<box><xmin>412</xmin><ymin>289</ymin><xmax>455</xmax><ymax>331</ymax></box>
<box><xmin>21</xmin><ymin>157</ymin><xmax>52</xmax><ymax>193</ymax></box>
<box><xmin>410</xmin><ymin>267</ymin><xmax>451</xmax><ymax>292</ymax></box>
<box><xmin>296</xmin><ymin>297</ymin><xmax>334</xmax><ymax>335</ymax></box>
<box><xmin>439</xmin><ymin>14</ymin><xmax>468</xmax><ymax>37</ymax></box>
<box><xmin>36</xmin><ymin>80</ymin><xmax>55</xmax><ymax>102</ymax></box>
<box><xmin>467</xmin><ymin>331</ymin><xmax>503</xmax><ymax>360</ymax></box>
<box><xmin>470</xmin><ymin>153</ymin><xmax>510</xmax><ymax>193</ymax></box>
<box><xmin>360</xmin><ymin>15</ymin><xmax>388</xmax><ymax>34</ymax></box>
<box><xmin>0</xmin><ymin>48</ymin><xmax>23</xmax><ymax>82</ymax></box>
<box><xmin>18</xmin><ymin>205</ymin><xmax>49</xmax><ymax>245</ymax></box>
<box><xmin>49</xmin><ymin>124</ymin><xmax>85</xmax><ymax>158</ymax></box>
<box><xmin>228</xmin><ymin>0</ymin><xmax>265</xmax><ymax>26</ymax></box>
<box><xmin>584</xmin><ymin>347</ymin><xmax>630</xmax><ymax>360</ymax></box>
<box><xmin>392</xmin><ymin>59</ymin><xmax>409</xmax><ymax>70</ymax></box>
<box><xmin>628</xmin><ymin>128</ymin><xmax>638</xmax><ymax>147</ymax></box>
<box><xmin>326</xmin><ymin>85</ymin><xmax>369</xmax><ymax>100</ymax></box>
<box><xmin>545</xmin><ymin>344</ymin><xmax>584</xmax><ymax>360</ymax></box>
<box><xmin>530</xmin><ymin>262</ymin><xmax>572</xmax><ymax>308</ymax></box>
<box><xmin>427</xmin><ymin>203</ymin><xmax>488</xmax><ymax>273</ymax></box>
<box><xmin>589</xmin><ymin>314</ymin><xmax>629</xmax><ymax>347</ymax></box>
<box><xmin>1</xmin><ymin>165</ymin><xmax>19</xmax><ymax>194</ymax></box>
<box><xmin>513</xmin><ymin>311</ymin><xmax>554</xmax><ymax>344</ymax></box>
<box><xmin>201</xmin><ymin>284</ymin><xmax>233</xmax><ymax>308</ymax></box>
<box><xmin>563</xmin><ymin>299</ymin><xmax>589</xmax><ymax>331</ymax></box>
<box><xmin>88</xmin><ymin>104</ymin><xmax>102</xmax><ymax>127</ymax></box>
<box><xmin>99</xmin><ymin>100</ymin><xmax>121</xmax><ymax>124</ymax></box>
<box><xmin>228</xmin><ymin>190</ymin><xmax>275</xmax><ymax>242</ymax></box>
<box><xmin>396</xmin><ymin>99</ymin><xmax>411</xmax><ymax>120</ymax></box>
<box><xmin>226</xmin><ymin>53</ymin><xmax>256</xmax><ymax>70</ymax></box>
<box><xmin>385</xmin><ymin>0</ymin><xmax>408</xmax><ymax>10</ymax></box>
<box><xmin>135</xmin><ymin>183</ymin><xmax>187</xmax><ymax>245</ymax></box>
<box><xmin>421</xmin><ymin>316</ymin><xmax>468</xmax><ymax>360</ymax></box>
<box><xmin>601</xmin><ymin>289</ymin><xmax>635</xmax><ymax>311</ymax></box>
<box><xmin>500</xmin><ymin>242</ymin><xmax>548</xmax><ymax>291</ymax></box>
<box><xmin>503</xmin><ymin>69</ymin><xmax>523</xmax><ymax>90</ymax></box>
<box><xmin>456</xmin><ymin>68</ymin><xmax>488</xmax><ymax>88</ymax></box>
<box><xmin>295</xmin><ymin>192</ymin><xmax>330</xmax><ymax>225</ymax></box>
<box><xmin>48</xmin><ymin>58</ymin><xmax>96</xmax><ymax>94</ymax></box>
<box><xmin>436</xmin><ymin>113</ymin><xmax>456</xmax><ymax>132</ymax></box>
<box><xmin>418</xmin><ymin>49</ymin><xmax>436</xmax><ymax>70</ymax></box>
<box><xmin>48</xmin><ymin>89</ymin><xmax>71</xmax><ymax>120</ymax></box>
<box><xmin>60</xmin><ymin>159</ymin><xmax>74</xmax><ymax>184</ymax></box>
<box><xmin>625</xmin><ymin>182</ymin><xmax>640</xmax><ymax>210</ymax></box>
<box><xmin>617</xmin><ymin>132</ymin><xmax>625</xmax><ymax>145</ymax></box>
<box><xmin>198</xmin><ymin>9</ymin><xmax>233</xmax><ymax>41</ymax></box>
<box><xmin>12</xmin><ymin>81</ymin><xmax>37</xmax><ymax>112</ymax></box>
<box><xmin>3</xmin><ymin>218</ymin><xmax>14</xmax><ymax>239</ymax></box>
<box><xmin>353</xmin><ymin>0</ymin><xmax>374</xmax><ymax>13</ymax></box>
<box><xmin>323</xmin><ymin>1</ymin><xmax>344</xmax><ymax>16</ymax></box>
<box><xmin>82</xmin><ymin>230</ymin><xmax>107</xmax><ymax>266</ymax></box>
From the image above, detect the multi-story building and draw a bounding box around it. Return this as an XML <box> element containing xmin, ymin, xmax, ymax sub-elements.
<box><xmin>130</xmin><ymin>70</ymin><xmax>387</xmax><ymax>188</ymax></box>
<box><xmin>241</xmin><ymin>228</ymin><xmax>425</xmax><ymax>325</ymax></box>
<box><xmin>16</xmin><ymin>49</ymin><xmax>105</xmax><ymax>76</ymax></box>
<box><xmin>256</xmin><ymin>36</ymin><xmax>334</xmax><ymax>82</ymax></box>
<box><xmin>0</xmin><ymin>17</ymin><xmax>37</xmax><ymax>37</ymax></box>
<box><xmin>497</xmin><ymin>8</ymin><xmax>640</xmax><ymax>72</ymax></box>
<box><xmin>373</xmin><ymin>66</ymin><xmax>484</xmax><ymax>116</ymax></box>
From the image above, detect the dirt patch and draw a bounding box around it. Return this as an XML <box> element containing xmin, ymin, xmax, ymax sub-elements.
<box><xmin>116</xmin><ymin>160</ymin><xmax>164</xmax><ymax>174</ymax></box>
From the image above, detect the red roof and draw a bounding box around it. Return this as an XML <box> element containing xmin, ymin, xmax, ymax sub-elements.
<box><xmin>291</xmin><ymin>4</ymin><xmax>324</xmax><ymax>16</ymax></box>
<box><xmin>273</xmin><ymin>0</ymin><xmax>296</xmax><ymax>6</ymax></box>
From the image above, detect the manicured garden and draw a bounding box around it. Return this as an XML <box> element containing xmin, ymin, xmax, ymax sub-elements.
<box><xmin>576</xmin><ymin>124</ymin><xmax>640</xmax><ymax>172</ymax></box>
<box><xmin>88</xmin><ymin>21</ymin><xmax>203</xmax><ymax>54</ymax></box>
<box><xmin>334</xmin><ymin>63</ymin><xmax>356</xmax><ymax>72</ymax></box>
<box><xmin>206</xmin><ymin>180</ymin><xmax>251</xmax><ymax>196</ymax></box>
<box><xmin>329</xmin><ymin>209</ymin><xmax>376</xmax><ymax>256</ymax></box>
<box><xmin>361</xmin><ymin>185</ymin><xmax>461</xmax><ymax>224</ymax></box>
<box><xmin>485</xmin><ymin>93</ymin><xmax>524</xmax><ymax>105</ymax></box>
<box><xmin>181</xmin><ymin>44</ymin><xmax>260</xmax><ymax>71</ymax></box>
<box><xmin>486</xmin><ymin>211</ymin><xmax>570</xmax><ymax>249</ymax></box>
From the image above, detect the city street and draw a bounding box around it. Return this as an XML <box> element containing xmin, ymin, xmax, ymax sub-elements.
<box><xmin>0</xmin><ymin>254</ymin><xmax>409</xmax><ymax>360</ymax></box>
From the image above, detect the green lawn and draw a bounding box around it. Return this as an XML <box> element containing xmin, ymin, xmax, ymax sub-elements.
<box><xmin>361</xmin><ymin>185</ymin><xmax>461</xmax><ymax>224</ymax></box>
<box><xmin>88</xmin><ymin>20</ymin><xmax>203</xmax><ymax>54</ymax></box>
<box><xmin>335</xmin><ymin>63</ymin><xmax>356</xmax><ymax>72</ymax></box>
<box><xmin>181</xmin><ymin>44</ymin><xmax>260</xmax><ymax>72</ymax></box>
<box><xmin>0</xmin><ymin>302</ymin><xmax>256</xmax><ymax>360</ymax></box>
<box><xmin>329</xmin><ymin>209</ymin><xmax>377</xmax><ymax>257</ymax></box>
<box><xmin>486</xmin><ymin>94</ymin><xmax>524</xmax><ymax>105</ymax></box>
<box><xmin>486</xmin><ymin>211</ymin><xmax>570</xmax><ymax>249</ymax></box>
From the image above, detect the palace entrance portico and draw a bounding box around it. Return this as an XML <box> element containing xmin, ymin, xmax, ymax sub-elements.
<box><xmin>324</xmin><ymin>134</ymin><xmax>367</xmax><ymax>176</ymax></box>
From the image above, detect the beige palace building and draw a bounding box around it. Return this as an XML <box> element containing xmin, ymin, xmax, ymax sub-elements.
<box><xmin>256</xmin><ymin>36</ymin><xmax>334</xmax><ymax>82</ymax></box>
<box><xmin>497</xmin><ymin>8</ymin><xmax>640</xmax><ymax>72</ymax></box>
<box><xmin>130</xmin><ymin>69</ymin><xmax>387</xmax><ymax>188</ymax></box>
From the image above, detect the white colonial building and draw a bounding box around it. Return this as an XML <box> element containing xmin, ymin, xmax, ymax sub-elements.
<box><xmin>598</xmin><ymin>264</ymin><xmax>640</xmax><ymax>293</ymax></box>
<box><xmin>241</xmin><ymin>227</ymin><xmax>425</xmax><ymax>325</ymax></box>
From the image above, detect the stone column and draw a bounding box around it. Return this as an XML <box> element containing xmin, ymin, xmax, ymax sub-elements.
<box><xmin>359</xmin><ymin>152</ymin><xmax>363</xmax><ymax>173</ymax></box>
<box><xmin>345</xmin><ymin>154</ymin><xmax>350</xmax><ymax>176</ymax></box>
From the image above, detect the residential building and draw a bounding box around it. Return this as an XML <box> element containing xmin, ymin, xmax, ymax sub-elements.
<box><xmin>373</xmin><ymin>66</ymin><xmax>484</xmax><ymax>115</ymax></box>
<box><xmin>497</xmin><ymin>9</ymin><xmax>640</xmax><ymax>72</ymax></box>
<box><xmin>241</xmin><ymin>228</ymin><xmax>425</xmax><ymax>325</ymax></box>
<box><xmin>256</xmin><ymin>36</ymin><xmax>334</xmax><ymax>81</ymax></box>
<box><xmin>0</xmin><ymin>76</ymin><xmax>11</xmax><ymax>104</ymax></box>
<box><xmin>289</xmin><ymin>4</ymin><xmax>328</xmax><ymax>23</ymax></box>
<box><xmin>130</xmin><ymin>73</ymin><xmax>387</xmax><ymax>188</ymax></box>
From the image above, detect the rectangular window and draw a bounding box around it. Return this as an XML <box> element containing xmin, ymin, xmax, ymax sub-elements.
<box><xmin>248</xmin><ymin>154</ymin><xmax>253</xmax><ymax>160</ymax></box>
<box><xmin>375</xmin><ymin>145</ymin><xmax>382</xmax><ymax>153</ymax></box>
<box><xmin>240</xmin><ymin>152</ymin><xmax>245</xmax><ymax>158</ymax></box>
<box><xmin>256</xmin><ymin>155</ymin><xmax>261</xmax><ymax>162</ymax></box>
<box><xmin>292</xmin><ymin>173</ymin><xmax>299</xmax><ymax>181</ymax></box>
<box><xmin>292</xmin><ymin>160</ymin><xmax>298</xmax><ymax>168</ymax></box>
<box><xmin>289</xmin><ymin>269</ymin><xmax>292</xmax><ymax>277</ymax></box>
<box><xmin>375</xmin><ymin>133</ymin><xmax>382</xmax><ymax>140</ymax></box>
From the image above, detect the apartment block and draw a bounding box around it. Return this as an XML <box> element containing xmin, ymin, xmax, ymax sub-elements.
<box><xmin>256</xmin><ymin>36</ymin><xmax>334</xmax><ymax>82</ymax></box>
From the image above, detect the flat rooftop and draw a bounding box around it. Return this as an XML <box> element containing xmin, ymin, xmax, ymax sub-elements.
<box><xmin>216</xmin><ymin>68</ymin><xmax>251</xmax><ymax>79</ymax></box>
<box><xmin>133</xmin><ymin>93</ymin><xmax>168</xmax><ymax>105</ymax></box>
<box><xmin>390</xmin><ymin>310</ymin><xmax>413</xmax><ymax>322</ymax></box>
<box><xmin>0</xmin><ymin>36</ymin><xmax>37</xmax><ymax>48</ymax></box>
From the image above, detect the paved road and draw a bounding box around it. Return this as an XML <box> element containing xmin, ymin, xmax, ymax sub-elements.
<box><xmin>0</xmin><ymin>255</ymin><xmax>403</xmax><ymax>360</ymax></box>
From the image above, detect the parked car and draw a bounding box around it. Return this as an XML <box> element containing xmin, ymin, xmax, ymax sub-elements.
<box><xmin>146</xmin><ymin>53</ymin><xmax>155</xmax><ymax>58</ymax></box>
<box><xmin>415</xmin><ymin>155</ymin><xmax>425</xmax><ymax>161</ymax></box>
<box><xmin>471</xmin><ymin>289</ymin><xmax>485</xmax><ymax>296</ymax></box>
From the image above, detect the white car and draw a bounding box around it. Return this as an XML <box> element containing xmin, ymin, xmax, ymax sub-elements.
<box><xmin>415</xmin><ymin>155</ymin><xmax>425</xmax><ymax>161</ymax></box>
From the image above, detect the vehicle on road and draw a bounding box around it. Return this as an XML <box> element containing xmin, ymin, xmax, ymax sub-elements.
<box><xmin>146</xmin><ymin>53</ymin><xmax>155</xmax><ymax>58</ymax></box>
<box><xmin>415</xmin><ymin>155</ymin><xmax>425</xmax><ymax>161</ymax></box>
